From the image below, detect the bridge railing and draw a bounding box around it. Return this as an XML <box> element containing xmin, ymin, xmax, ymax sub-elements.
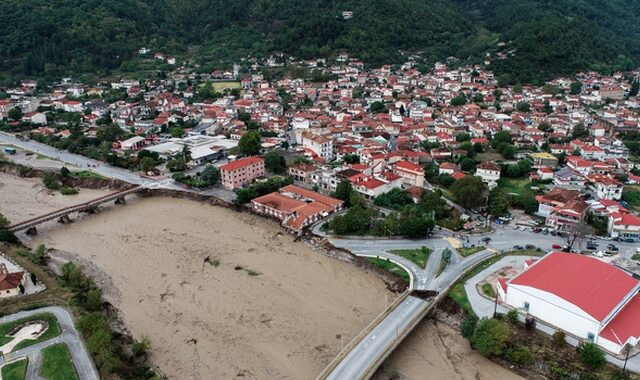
<box><xmin>315</xmin><ymin>289</ymin><xmax>410</xmax><ymax>380</ymax></box>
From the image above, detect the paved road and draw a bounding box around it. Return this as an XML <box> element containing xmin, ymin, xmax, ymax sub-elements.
<box><xmin>322</xmin><ymin>237</ymin><xmax>497</xmax><ymax>380</ymax></box>
<box><xmin>0</xmin><ymin>131</ymin><xmax>237</xmax><ymax>203</ymax></box>
<box><xmin>0</xmin><ymin>306</ymin><xmax>99</xmax><ymax>380</ymax></box>
<box><xmin>325</xmin><ymin>295</ymin><xmax>428</xmax><ymax>380</ymax></box>
<box><xmin>0</xmin><ymin>131</ymin><xmax>150</xmax><ymax>185</ymax></box>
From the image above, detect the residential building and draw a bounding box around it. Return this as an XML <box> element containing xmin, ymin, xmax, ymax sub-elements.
<box><xmin>608</xmin><ymin>213</ymin><xmax>640</xmax><ymax>240</ymax></box>
<box><xmin>475</xmin><ymin>162</ymin><xmax>501</xmax><ymax>189</ymax></box>
<box><xmin>302</xmin><ymin>133</ymin><xmax>334</xmax><ymax>162</ymax></box>
<box><xmin>0</xmin><ymin>264</ymin><xmax>25</xmax><ymax>299</ymax></box>
<box><xmin>220</xmin><ymin>156</ymin><xmax>265</xmax><ymax>189</ymax></box>
<box><xmin>251</xmin><ymin>185</ymin><xmax>343</xmax><ymax>231</ymax></box>
<box><xmin>393</xmin><ymin>160</ymin><xmax>425</xmax><ymax>188</ymax></box>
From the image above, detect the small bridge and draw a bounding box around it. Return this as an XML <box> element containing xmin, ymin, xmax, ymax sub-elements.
<box><xmin>8</xmin><ymin>186</ymin><xmax>142</xmax><ymax>235</ymax></box>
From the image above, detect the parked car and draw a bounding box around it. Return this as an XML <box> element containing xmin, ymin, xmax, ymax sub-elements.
<box><xmin>513</xmin><ymin>245</ymin><xmax>524</xmax><ymax>250</ymax></box>
<box><xmin>525</xmin><ymin>244</ymin><xmax>536</xmax><ymax>249</ymax></box>
<box><xmin>607</xmin><ymin>244</ymin><xmax>619</xmax><ymax>252</ymax></box>
<box><xmin>552</xmin><ymin>244</ymin><xmax>563</xmax><ymax>249</ymax></box>
<box><xmin>625</xmin><ymin>238</ymin><xmax>636</xmax><ymax>243</ymax></box>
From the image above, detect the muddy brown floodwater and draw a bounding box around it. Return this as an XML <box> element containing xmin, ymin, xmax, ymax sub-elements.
<box><xmin>1</xmin><ymin>172</ymin><xmax>520</xmax><ymax>380</ymax></box>
<box><xmin>33</xmin><ymin>195</ymin><xmax>393</xmax><ymax>379</ymax></box>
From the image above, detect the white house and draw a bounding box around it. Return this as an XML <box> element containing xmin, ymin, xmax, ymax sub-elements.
<box><xmin>393</xmin><ymin>161</ymin><xmax>425</xmax><ymax>188</ymax></box>
<box><xmin>475</xmin><ymin>162</ymin><xmax>501</xmax><ymax>189</ymax></box>
<box><xmin>607</xmin><ymin>213</ymin><xmax>640</xmax><ymax>240</ymax></box>
<box><xmin>501</xmin><ymin>252</ymin><xmax>640</xmax><ymax>355</ymax></box>
<box><xmin>302</xmin><ymin>133</ymin><xmax>334</xmax><ymax>162</ymax></box>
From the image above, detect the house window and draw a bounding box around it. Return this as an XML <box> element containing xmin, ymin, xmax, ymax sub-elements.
<box><xmin>587</xmin><ymin>332</ymin><xmax>595</xmax><ymax>342</ymax></box>
<box><xmin>523</xmin><ymin>302</ymin><xmax>530</xmax><ymax>313</ymax></box>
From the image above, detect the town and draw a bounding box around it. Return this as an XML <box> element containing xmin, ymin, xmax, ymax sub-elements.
<box><xmin>1</xmin><ymin>50</ymin><xmax>640</xmax><ymax>380</ymax></box>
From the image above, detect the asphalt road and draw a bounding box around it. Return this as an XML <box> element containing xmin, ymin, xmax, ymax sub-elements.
<box><xmin>323</xmin><ymin>237</ymin><xmax>497</xmax><ymax>380</ymax></box>
<box><xmin>0</xmin><ymin>306</ymin><xmax>99</xmax><ymax>380</ymax></box>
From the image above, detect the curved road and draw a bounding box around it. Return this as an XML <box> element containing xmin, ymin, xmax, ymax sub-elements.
<box><xmin>0</xmin><ymin>306</ymin><xmax>99</xmax><ymax>380</ymax></box>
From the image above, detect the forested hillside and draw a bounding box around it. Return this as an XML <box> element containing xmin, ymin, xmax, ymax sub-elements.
<box><xmin>1</xmin><ymin>0</ymin><xmax>639</xmax><ymax>82</ymax></box>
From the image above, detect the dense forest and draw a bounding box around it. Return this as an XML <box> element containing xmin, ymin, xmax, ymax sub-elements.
<box><xmin>1</xmin><ymin>0</ymin><xmax>639</xmax><ymax>83</ymax></box>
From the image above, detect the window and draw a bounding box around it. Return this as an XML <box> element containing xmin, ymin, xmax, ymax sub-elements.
<box><xmin>523</xmin><ymin>302</ymin><xmax>530</xmax><ymax>313</ymax></box>
<box><xmin>587</xmin><ymin>332</ymin><xmax>595</xmax><ymax>342</ymax></box>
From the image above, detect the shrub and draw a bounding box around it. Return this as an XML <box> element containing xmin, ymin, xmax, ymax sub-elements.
<box><xmin>60</xmin><ymin>187</ymin><xmax>79</xmax><ymax>195</ymax></box>
<box><xmin>461</xmin><ymin>314</ymin><xmax>478</xmax><ymax>339</ymax></box>
<box><xmin>507</xmin><ymin>309</ymin><xmax>519</xmax><ymax>324</ymax></box>
<box><xmin>470</xmin><ymin>318</ymin><xmax>510</xmax><ymax>357</ymax></box>
<box><xmin>578</xmin><ymin>342</ymin><xmax>605</xmax><ymax>370</ymax></box>
<box><xmin>552</xmin><ymin>331</ymin><xmax>566</xmax><ymax>347</ymax></box>
<box><xmin>42</xmin><ymin>172</ymin><xmax>60</xmax><ymax>189</ymax></box>
<box><xmin>0</xmin><ymin>229</ymin><xmax>18</xmax><ymax>244</ymax></box>
<box><xmin>60</xmin><ymin>166</ymin><xmax>70</xmax><ymax>177</ymax></box>
<box><xmin>505</xmin><ymin>345</ymin><xmax>533</xmax><ymax>365</ymax></box>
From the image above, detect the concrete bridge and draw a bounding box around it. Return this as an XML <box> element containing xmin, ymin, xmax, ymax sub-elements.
<box><xmin>8</xmin><ymin>186</ymin><xmax>142</xmax><ymax>235</ymax></box>
<box><xmin>317</xmin><ymin>238</ymin><xmax>496</xmax><ymax>380</ymax></box>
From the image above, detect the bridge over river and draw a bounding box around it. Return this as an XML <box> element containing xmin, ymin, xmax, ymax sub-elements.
<box><xmin>317</xmin><ymin>238</ymin><xmax>495</xmax><ymax>380</ymax></box>
<box><xmin>8</xmin><ymin>186</ymin><xmax>142</xmax><ymax>235</ymax></box>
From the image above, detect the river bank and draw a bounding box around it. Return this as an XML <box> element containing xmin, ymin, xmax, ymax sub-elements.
<box><xmin>1</xmin><ymin>170</ymin><xmax>522</xmax><ymax>379</ymax></box>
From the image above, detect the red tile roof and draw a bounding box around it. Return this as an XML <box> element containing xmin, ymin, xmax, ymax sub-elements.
<box><xmin>509</xmin><ymin>252</ymin><xmax>638</xmax><ymax>321</ymax></box>
<box><xmin>220</xmin><ymin>156</ymin><xmax>264</xmax><ymax>172</ymax></box>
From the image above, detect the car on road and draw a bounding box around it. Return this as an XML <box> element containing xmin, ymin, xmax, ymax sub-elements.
<box><xmin>525</xmin><ymin>244</ymin><xmax>536</xmax><ymax>249</ymax></box>
<box><xmin>607</xmin><ymin>244</ymin><xmax>619</xmax><ymax>252</ymax></box>
<box><xmin>625</xmin><ymin>238</ymin><xmax>636</xmax><ymax>243</ymax></box>
<box><xmin>513</xmin><ymin>245</ymin><xmax>524</xmax><ymax>250</ymax></box>
<box><xmin>552</xmin><ymin>244</ymin><xmax>563</xmax><ymax>249</ymax></box>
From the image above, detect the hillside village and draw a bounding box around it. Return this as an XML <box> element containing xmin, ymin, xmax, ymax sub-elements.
<box><xmin>1</xmin><ymin>54</ymin><xmax>640</xmax><ymax>241</ymax></box>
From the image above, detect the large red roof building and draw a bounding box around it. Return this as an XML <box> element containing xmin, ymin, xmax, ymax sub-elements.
<box><xmin>502</xmin><ymin>252</ymin><xmax>640</xmax><ymax>354</ymax></box>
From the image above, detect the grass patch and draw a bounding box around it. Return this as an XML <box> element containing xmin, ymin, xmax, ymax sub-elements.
<box><xmin>457</xmin><ymin>246</ymin><xmax>485</xmax><ymax>257</ymax></box>
<box><xmin>497</xmin><ymin>178</ymin><xmax>531</xmax><ymax>196</ymax></box>
<box><xmin>366</xmin><ymin>257</ymin><xmax>410</xmax><ymax>284</ymax></box>
<box><xmin>482</xmin><ymin>283</ymin><xmax>496</xmax><ymax>298</ymax></box>
<box><xmin>0</xmin><ymin>313</ymin><xmax>61</xmax><ymax>352</ymax></box>
<box><xmin>1</xmin><ymin>358</ymin><xmax>28</xmax><ymax>380</ymax></box>
<box><xmin>632</xmin><ymin>254</ymin><xmax>640</xmax><ymax>261</ymax></box>
<box><xmin>70</xmin><ymin>170</ymin><xmax>105</xmax><ymax>180</ymax></box>
<box><xmin>39</xmin><ymin>343</ymin><xmax>79</xmax><ymax>380</ymax></box>
<box><xmin>450</xmin><ymin>283</ymin><xmax>474</xmax><ymax>315</ymax></box>
<box><xmin>206</xmin><ymin>81</ymin><xmax>241</xmax><ymax>92</ymax></box>
<box><xmin>388</xmin><ymin>246</ymin><xmax>431</xmax><ymax>269</ymax></box>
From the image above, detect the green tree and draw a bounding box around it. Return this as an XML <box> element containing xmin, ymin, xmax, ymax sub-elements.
<box><xmin>516</xmin><ymin>102</ymin><xmax>531</xmax><ymax>112</ymax></box>
<box><xmin>513</xmin><ymin>83</ymin><xmax>523</xmax><ymax>94</ymax></box>
<box><xmin>60</xmin><ymin>166</ymin><xmax>71</xmax><ymax>177</ymax></box>
<box><xmin>7</xmin><ymin>107</ymin><xmax>22</xmax><ymax>121</ymax></box>
<box><xmin>570</xmin><ymin>81</ymin><xmax>583</xmax><ymax>95</ymax></box>
<box><xmin>451</xmin><ymin>94</ymin><xmax>467</xmax><ymax>106</ymax></box>
<box><xmin>579</xmin><ymin>343</ymin><xmax>605</xmax><ymax>370</ymax></box>
<box><xmin>334</xmin><ymin>180</ymin><xmax>353</xmax><ymax>207</ymax></box>
<box><xmin>489</xmin><ymin>188</ymin><xmax>510</xmax><ymax>216</ymax></box>
<box><xmin>139</xmin><ymin>157</ymin><xmax>156</xmax><ymax>173</ymax></box>
<box><xmin>572</xmin><ymin>123</ymin><xmax>589</xmax><ymax>139</ymax></box>
<box><xmin>238</xmin><ymin>130</ymin><xmax>262</xmax><ymax>155</ymax></box>
<box><xmin>264</xmin><ymin>151</ymin><xmax>286</xmax><ymax>174</ymax></box>
<box><xmin>200</xmin><ymin>166</ymin><xmax>221</xmax><ymax>185</ymax></box>
<box><xmin>451</xmin><ymin>176</ymin><xmax>487</xmax><ymax>209</ymax></box>
<box><xmin>470</xmin><ymin>318</ymin><xmax>510</xmax><ymax>357</ymax></box>
<box><xmin>370</xmin><ymin>101</ymin><xmax>386</xmax><ymax>113</ymax></box>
